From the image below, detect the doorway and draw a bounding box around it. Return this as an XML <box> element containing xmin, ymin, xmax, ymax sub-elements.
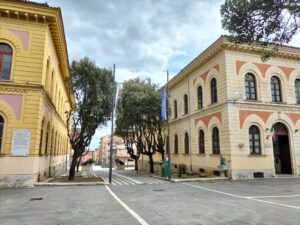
<box><xmin>273</xmin><ymin>123</ymin><xmax>292</xmax><ymax>174</ymax></box>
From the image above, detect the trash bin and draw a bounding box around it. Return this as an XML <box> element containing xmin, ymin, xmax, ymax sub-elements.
<box><xmin>164</xmin><ymin>160</ymin><xmax>169</xmax><ymax>178</ymax></box>
<box><xmin>160</xmin><ymin>160</ymin><xmax>170</xmax><ymax>177</ymax></box>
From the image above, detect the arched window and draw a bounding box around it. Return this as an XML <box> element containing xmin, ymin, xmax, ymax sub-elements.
<box><xmin>184</xmin><ymin>132</ymin><xmax>189</xmax><ymax>154</ymax></box>
<box><xmin>295</xmin><ymin>79</ymin><xmax>300</xmax><ymax>104</ymax></box>
<box><xmin>271</xmin><ymin>76</ymin><xmax>282</xmax><ymax>102</ymax></box>
<box><xmin>45</xmin><ymin>122</ymin><xmax>50</xmax><ymax>155</ymax></box>
<box><xmin>45</xmin><ymin>59</ymin><xmax>50</xmax><ymax>92</ymax></box>
<box><xmin>39</xmin><ymin>119</ymin><xmax>45</xmax><ymax>156</ymax></box>
<box><xmin>211</xmin><ymin>78</ymin><xmax>217</xmax><ymax>104</ymax></box>
<box><xmin>198</xmin><ymin>130</ymin><xmax>205</xmax><ymax>154</ymax></box>
<box><xmin>245</xmin><ymin>73</ymin><xmax>257</xmax><ymax>100</ymax></box>
<box><xmin>174</xmin><ymin>100</ymin><xmax>178</xmax><ymax>118</ymax></box>
<box><xmin>0</xmin><ymin>116</ymin><xmax>4</xmax><ymax>151</ymax></box>
<box><xmin>174</xmin><ymin>134</ymin><xmax>178</xmax><ymax>154</ymax></box>
<box><xmin>249</xmin><ymin>125</ymin><xmax>261</xmax><ymax>154</ymax></box>
<box><xmin>197</xmin><ymin>86</ymin><xmax>203</xmax><ymax>109</ymax></box>
<box><xmin>0</xmin><ymin>43</ymin><xmax>13</xmax><ymax>80</ymax></box>
<box><xmin>212</xmin><ymin>127</ymin><xmax>220</xmax><ymax>154</ymax></box>
<box><xmin>184</xmin><ymin>94</ymin><xmax>188</xmax><ymax>114</ymax></box>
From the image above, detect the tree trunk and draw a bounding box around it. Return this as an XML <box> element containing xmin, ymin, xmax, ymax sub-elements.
<box><xmin>134</xmin><ymin>158</ymin><xmax>138</xmax><ymax>171</ymax></box>
<box><xmin>149</xmin><ymin>153</ymin><xmax>154</xmax><ymax>174</ymax></box>
<box><xmin>69</xmin><ymin>153</ymin><xmax>79</xmax><ymax>180</ymax></box>
<box><xmin>76</xmin><ymin>155</ymin><xmax>82</xmax><ymax>172</ymax></box>
<box><xmin>135</xmin><ymin>158</ymin><xmax>139</xmax><ymax>174</ymax></box>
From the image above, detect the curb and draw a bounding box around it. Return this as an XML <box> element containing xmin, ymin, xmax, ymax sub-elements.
<box><xmin>171</xmin><ymin>177</ymin><xmax>229</xmax><ymax>183</ymax></box>
<box><xmin>34</xmin><ymin>172</ymin><xmax>109</xmax><ymax>186</ymax></box>
<box><xmin>34</xmin><ymin>181</ymin><xmax>108</xmax><ymax>186</ymax></box>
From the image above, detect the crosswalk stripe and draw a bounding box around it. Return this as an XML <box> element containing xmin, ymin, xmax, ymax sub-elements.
<box><xmin>114</xmin><ymin>177</ymin><xmax>129</xmax><ymax>185</ymax></box>
<box><xmin>112</xmin><ymin>178</ymin><xmax>123</xmax><ymax>185</ymax></box>
<box><xmin>102</xmin><ymin>177</ymin><xmax>117</xmax><ymax>185</ymax></box>
<box><xmin>96</xmin><ymin>171</ymin><xmax>168</xmax><ymax>186</ymax></box>
<box><xmin>115</xmin><ymin>173</ymin><xmax>144</xmax><ymax>184</ymax></box>
<box><xmin>135</xmin><ymin>177</ymin><xmax>163</xmax><ymax>184</ymax></box>
<box><xmin>132</xmin><ymin>177</ymin><xmax>156</xmax><ymax>184</ymax></box>
<box><xmin>118</xmin><ymin>177</ymin><xmax>136</xmax><ymax>185</ymax></box>
<box><xmin>126</xmin><ymin>177</ymin><xmax>152</xmax><ymax>184</ymax></box>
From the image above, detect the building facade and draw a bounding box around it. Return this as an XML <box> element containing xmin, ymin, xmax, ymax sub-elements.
<box><xmin>147</xmin><ymin>36</ymin><xmax>300</xmax><ymax>179</ymax></box>
<box><xmin>0</xmin><ymin>0</ymin><xmax>74</xmax><ymax>186</ymax></box>
<box><xmin>99</xmin><ymin>135</ymin><xmax>132</xmax><ymax>166</ymax></box>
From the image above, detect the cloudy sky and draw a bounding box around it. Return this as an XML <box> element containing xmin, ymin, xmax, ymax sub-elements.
<box><xmin>39</xmin><ymin>0</ymin><xmax>300</xmax><ymax>150</ymax></box>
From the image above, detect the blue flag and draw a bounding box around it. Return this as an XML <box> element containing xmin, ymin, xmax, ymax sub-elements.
<box><xmin>161</xmin><ymin>88</ymin><xmax>167</xmax><ymax>120</ymax></box>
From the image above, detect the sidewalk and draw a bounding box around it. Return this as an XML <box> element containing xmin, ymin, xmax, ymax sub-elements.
<box><xmin>35</xmin><ymin>170</ymin><xmax>108</xmax><ymax>186</ymax></box>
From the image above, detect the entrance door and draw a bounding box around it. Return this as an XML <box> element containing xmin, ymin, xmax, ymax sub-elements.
<box><xmin>273</xmin><ymin>123</ymin><xmax>292</xmax><ymax>174</ymax></box>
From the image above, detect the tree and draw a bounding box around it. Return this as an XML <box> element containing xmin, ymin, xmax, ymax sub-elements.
<box><xmin>221</xmin><ymin>0</ymin><xmax>300</xmax><ymax>59</ymax></box>
<box><xmin>66</xmin><ymin>57</ymin><xmax>113</xmax><ymax>180</ymax></box>
<box><xmin>115</xmin><ymin>78</ymin><xmax>166</xmax><ymax>173</ymax></box>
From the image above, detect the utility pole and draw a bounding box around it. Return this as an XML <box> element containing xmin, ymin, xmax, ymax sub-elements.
<box><xmin>109</xmin><ymin>64</ymin><xmax>116</xmax><ymax>184</ymax></box>
<box><xmin>166</xmin><ymin>70</ymin><xmax>171</xmax><ymax>181</ymax></box>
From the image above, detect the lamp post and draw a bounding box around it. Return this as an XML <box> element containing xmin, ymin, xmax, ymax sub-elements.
<box><xmin>166</xmin><ymin>70</ymin><xmax>171</xmax><ymax>181</ymax></box>
<box><xmin>109</xmin><ymin>64</ymin><xmax>116</xmax><ymax>184</ymax></box>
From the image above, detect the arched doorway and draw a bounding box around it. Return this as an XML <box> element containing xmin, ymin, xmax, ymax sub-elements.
<box><xmin>273</xmin><ymin>123</ymin><xmax>292</xmax><ymax>174</ymax></box>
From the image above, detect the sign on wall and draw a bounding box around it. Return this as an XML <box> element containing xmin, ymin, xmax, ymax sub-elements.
<box><xmin>11</xmin><ymin>129</ymin><xmax>30</xmax><ymax>156</ymax></box>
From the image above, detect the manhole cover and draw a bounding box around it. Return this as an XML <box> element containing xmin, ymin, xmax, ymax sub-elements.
<box><xmin>30</xmin><ymin>197</ymin><xmax>43</xmax><ymax>201</ymax></box>
<box><xmin>153</xmin><ymin>189</ymin><xmax>165</xmax><ymax>192</ymax></box>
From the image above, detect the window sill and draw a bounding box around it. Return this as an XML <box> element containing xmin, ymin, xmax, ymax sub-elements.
<box><xmin>197</xmin><ymin>153</ymin><xmax>206</xmax><ymax>156</ymax></box>
<box><xmin>271</xmin><ymin>101</ymin><xmax>286</xmax><ymax>104</ymax></box>
<box><xmin>244</xmin><ymin>99</ymin><xmax>258</xmax><ymax>102</ymax></box>
<box><xmin>182</xmin><ymin>153</ymin><xmax>190</xmax><ymax>156</ymax></box>
<box><xmin>209</xmin><ymin>154</ymin><xmax>220</xmax><ymax>157</ymax></box>
<box><xmin>248</xmin><ymin>154</ymin><xmax>267</xmax><ymax>157</ymax></box>
<box><xmin>0</xmin><ymin>79</ymin><xmax>13</xmax><ymax>83</ymax></box>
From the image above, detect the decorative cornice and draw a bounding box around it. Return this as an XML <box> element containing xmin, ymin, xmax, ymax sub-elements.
<box><xmin>169</xmin><ymin>36</ymin><xmax>300</xmax><ymax>89</ymax></box>
<box><xmin>228</xmin><ymin>100</ymin><xmax>300</xmax><ymax>113</ymax></box>
<box><xmin>0</xmin><ymin>1</ymin><xmax>75</xmax><ymax>108</ymax></box>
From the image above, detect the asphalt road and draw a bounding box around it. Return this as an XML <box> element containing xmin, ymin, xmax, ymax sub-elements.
<box><xmin>0</xmin><ymin>171</ymin><xmax>300</xmax><ymax>225</ymax></box>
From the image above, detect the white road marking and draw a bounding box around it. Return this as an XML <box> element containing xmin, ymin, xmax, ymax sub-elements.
<box><xmin>136</xmin><ymin>176</ymin><xmax>165</xmax><ymax>184</ymax></box>
<box><xmin>112</xmin><ymin>178</ymin><xmax>123</xmax><ymax>185</ymax></box>
<box><xmin>132</xmin><ymin>177</ymin><xmax>156</xmax><ymax>184</ymax></box>
<box><xmin>117</xmin><ymin>177</ymin><xmax>136</xmax><ymax>185</ymax></box>
<box><xmin>90</xmin><ymin>171</ymin><xmax>97</xmax><ymax>177</ymax></box>
<box><xmin>183</xmin><ymin>183</ymin><xmax>300</xmax><ymax>210</ymax></box>
<box><xmin>114</xmin><ymin>173</ymin><xmax>144</xmax><ymax>184</ymax></box>
<box><xmin>183</xmin><ymin>183</ymin><xmax>243</xmax><ymax>198</ymax></box>
<box><xmin>102</xmin><ymin>177</ymin><xmax>116</xmax><ymax>185</ymax></box>
<box><xmin>248</xmin><ymin>198</ymin><xmax>300</xmax><ymax>209</ymax></box>
<box><xmin>114</xmin><ymin>177</ymin><xmax>129</xmax><ymax>185</ymax></box>
<box><xmin>105</xmin><ymin>186</ymin><xmax>149</xmax><ymax>225</ymax></box>
<box><xmin>245</xmin><ymin>195</ymin><xmax>300</xmax><ymax>199</ymax></box>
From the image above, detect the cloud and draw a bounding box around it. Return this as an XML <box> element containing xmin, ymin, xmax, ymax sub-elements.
<box><xmin>41</xmin><ymin>0</ymin><xmax>300</xmax><ymax>149</ymax></box>
<box><xmin>41</xmin><ymin>0</ymin><xmax>224</xmax><ymax>85</ymax></box>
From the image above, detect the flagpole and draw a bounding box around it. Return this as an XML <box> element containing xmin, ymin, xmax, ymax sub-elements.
<box><xmin>166</xmin><ymin>70</ymin><xmax>171</xmax><ymax>181</ymax></box>
<box><xmin>109</xmin><ymin>64</ymin><xmax>116</xmax><ymax>184</ymax></box>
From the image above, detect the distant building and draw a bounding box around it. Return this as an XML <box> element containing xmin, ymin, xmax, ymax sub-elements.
<box><xmin>99</xmin><ymin>135</ymin><xmax>132</xmax><ymax>166</ymax></box>
<box><xmin>144</xmin><ymin>36</ymin><xmax>300</xmax><ymax>179</ymax></box>
<box><xmin>0</xmin><ymin>0</ymin><xmax>74</xmax><ymax>186</ymax></box>
<box><xmin>80</xmin><ymin>150</ymin><xmax>100</xmax><ymax>163</ymax></box>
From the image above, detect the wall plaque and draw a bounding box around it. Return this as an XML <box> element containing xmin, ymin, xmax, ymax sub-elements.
<box><xmin>11</xmin><ymin>129</ymin><xmax>30</xmax><ymax>156</ymax></box>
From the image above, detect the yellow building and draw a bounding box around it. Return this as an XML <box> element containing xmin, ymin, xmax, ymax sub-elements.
<box><xmin>0</xmin><ymin>0</ymin><xmax>74</xmax><ymax>187</ymax></box>
<box><xmin>142</xmin><ymin>36</ymin><xmax>300</xmax><ymax>179</ymax></box>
